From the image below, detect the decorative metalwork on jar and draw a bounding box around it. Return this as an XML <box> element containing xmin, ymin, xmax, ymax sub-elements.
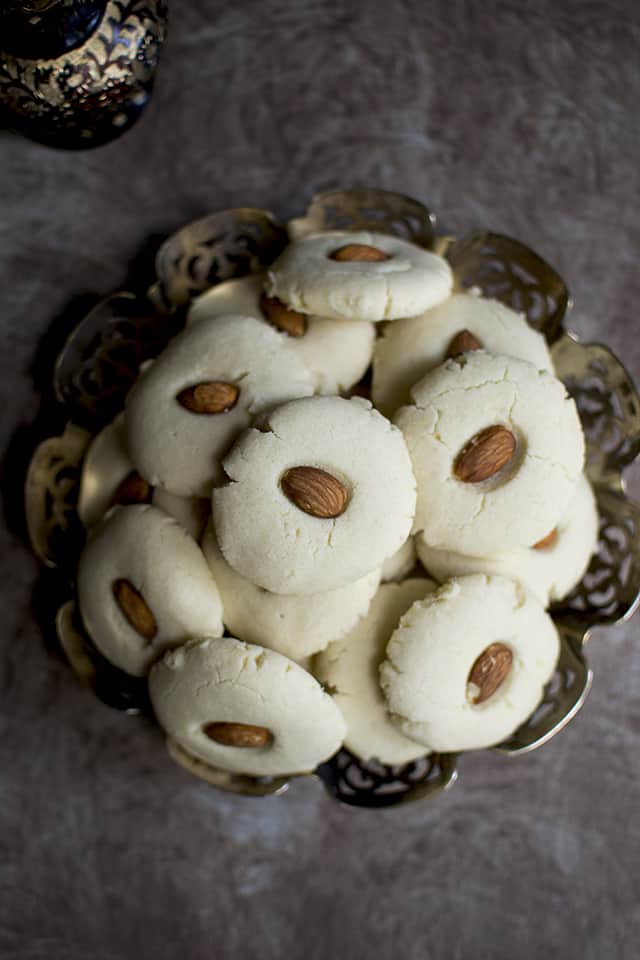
<box><xmin>0</xmin><ymin>0</ymin><xmax>168</xmax><ymax>148</ymax></box>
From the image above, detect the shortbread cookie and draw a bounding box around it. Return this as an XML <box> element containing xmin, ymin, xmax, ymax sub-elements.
<box><xmin>78</xmin><ymin>414</ymin><xmax>141</xmax><ymax>528</ymax></box>
<box><xmin>372</xmin><ymin>293</ymin><xmax>554</xmax><ymax>416</ymax></box>
<box><xmin>152</xmin><ymin>488</ymin><xmax>210</xmax><ymax>541</ymax></box>
<box><xmin>381</xmin><ymin>536</ymin><xmax>417</xmax><ymax>582</ymax></box>
<box><xmin>78</xmin><ymin>415</ymin><xmax>208</xmax><ymax>539</ymax></box>
<box><xmin>315</xmin><ymin>579</ymin><xmax>436</xmax><ymax>764</ymax></box>
<box><xmin>416</xmin><ymin>474</ymin><xmax>598</xmax><ymax>606</ymax></box>
<box><xmin>201</xmin><ymin>522</ymin><xmax>380</xmax><ymax>658</ymax></box>
<box><xmin>149</xmin><ymin>636</ymin><xmax>346</xmax><ymax>776</ymax></box>
<box><xmin>395</xmin><ymin>351</ymin><xmax>584</xmax><ymax>554</ymax></box>
<box><xmin>380</xmin><ymin>574</ymin><xmax>559</xmax><ymax>751</ymax></box>
<box><xmin>266</xmin><ymin>231</ymin><xmax>453</xmax><ymax>322</ymax></box>
<box><xmin>78</xmin><ymin>505</ymin><xmax>223</xmax><ymax>676</ymax></box>
<box><xmin>189</xmin><ymin>273</ymin><xmax>375</xmax><ymax>394</ymax></box>
<box><xmin>213</xmin><ymin>395</ymin><xmax>417</xmax><ymax>594</ymax></box>
<box><xmin>126</xmin><ymin>314</ymin><xmax>314</xmax><ymax>497</ymax></box>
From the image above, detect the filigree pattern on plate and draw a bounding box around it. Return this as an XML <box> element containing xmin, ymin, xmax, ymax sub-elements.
<box><xmin>316</xmin><ymin>749</ymin><xmax>458</xmax><ymax>809</ymax></box>
<box><xmin>153</xmin><ymin>209</ymin><xmax>288</xmax><ymax>312</ymax></box>
<box><xmin>447</xmin><ymin>231</ymin><xmax>570</xmax><ymax>344</ymax></box>
<box><xmin>288</xmin><ymin>188</ymin><xmax>436</xmax><ymax>247</ymax></box>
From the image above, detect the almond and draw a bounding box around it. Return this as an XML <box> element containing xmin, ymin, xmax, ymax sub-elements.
<box><xmin>446</xmin><ymin>329</ymin><xmax>483</xmax><ymax>358</ymax></box>
<box><xmin>260</xmin><ymin>293</ymin><xmax>308</xmax><ymax>337</ymax></box>
<box><xmin>112</xmin><ymin>578</ymin><xmax>157</xmax><ymax>641</ymax></box>
<box><xmin>533</xmin><ymin>527</ymin><xmax>558</xmax><ymax>550</ymax></box>
<box><xmin>467</xmin><ymin>642</ymin><xmax>513</xmax><ymax>704</ymax></box>
<box><xmin>177</xmin><ymin>381</ymin><xmax>240</xmax><ymax>415</ymax></box>
<box><xmin>109</xmin><ymin>470</ymin><xmax>152</xmax><ymax>508</ymax></box>
<box><xmin>329</xmin><ymin>243</ymin><xmax>390</xmax><ymax>262</ymax></box>
<box><xmin>202</xmin><ymin>721</ymin><xmax>272</xmax><ymax>748</ymax></box>
<box><xmin>281</xmin><ymin>466</ymin><xmax>348</xmax><ymax>518</ymax></box>
<box><xmin>453</xmin><ymin>425</ymin><xmax>516</xmax><ymax>483</ymax></box>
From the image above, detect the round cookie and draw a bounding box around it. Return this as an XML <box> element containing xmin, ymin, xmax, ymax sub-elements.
<box><xmin>380</xmin><ymin>574</ymin><xmax>560</xmax><ymax>752</ymax></box>
<box><xmin>372</xmin><ymin>293</ymin><xmax>555</xmax><ymax>416</ymax></box>
<box><xmin>213</xmin><ymin>395</ymin><xmax>417</xmax><ymax>594</ymax></box>
<box><xmin>78</xmin><ymin>415</ymin><xmax>209</xmax><ymax>539</ymax></box>
<box><xmin>125</xmin><ymin>314</ymin><xmax>314</xmax><ymax>497</ymax></box>
<box><xmin>315</xmin><ymin>579</ymin><xmax>437</xmax><ymax>765</ymax></box>
<box><xmin>77</xmin><ymin>505</ymin><xmax>223</xmax><ymax>676</ymax></box>
<box><xmin>266</xmin><ymin>230</ymin><xmax>453</xmax><ymax>322</ymax></box>
<box><xmin>381</xmin><ymin>536</ymin><xmax>417</xmax><ymax>582</ymax></box>
<box><xmin>416</xmin><ymin>473</ymin><xmax>598</xmax><ymax>607</ymax></box>
<box><xmin>189</xmin><ymin>273</ymin><xmax>375</xmax><ymax>395</ymax></box>
<box><xmin>201</xmin><ymin>522</ymin><xmax>381</xmax><ymax>659</ymax></box>
<box><xmin>78</xmin><ymin>414</ymin><xmax>139</xmax><ymax>528</ymax></box>
<box><xmin>394</xmin><ymin>351</ymin><xmax>585</xmax><ymax>554</ymax></box>
<box><xmin>149</xmin><ymin>636</ymin><xmax>346</xmax><ymax>777</ymax></box>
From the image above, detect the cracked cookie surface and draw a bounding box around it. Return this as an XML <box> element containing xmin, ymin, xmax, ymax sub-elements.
<box><xmin>266</xmin><ymin>230</ymin><xmax>453</xmax><ymax>322</ymax></box>
<box><xmin>149</xmin><ymin>636</ymin><xmax>346</xmax><ymax>776</ymax></box>
<box><xmin>379</xmin><ymin>574</ymin><xmax>559</xmax><ymax>751</ymax></box>
<box><xmin>213</xmin><ymin>395</ymin><xmax>417</xmax><ymax>594</ymax></box>
<box><xmin>395</xmin><ymin>351</ymin><xmax>584</xmax><ymax>555</ymax></box>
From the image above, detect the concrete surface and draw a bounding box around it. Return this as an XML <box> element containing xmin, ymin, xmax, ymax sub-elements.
<box><xmin>1</xmin><ymin>1</ymin><xmax>639</xmax><ymax>958</ymax></box>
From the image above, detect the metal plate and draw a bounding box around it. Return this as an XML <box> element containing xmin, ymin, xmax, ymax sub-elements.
<box><xmin>24</xmin><ymin>189</ymin><xmax>640</xmax><ymax>807</ymax></box>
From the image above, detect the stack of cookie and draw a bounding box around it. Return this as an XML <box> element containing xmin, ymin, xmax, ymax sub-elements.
<box><xmin>75</xmin><ymin>229</ymin><xmax>596</xmax><ymax>776</ymax></box>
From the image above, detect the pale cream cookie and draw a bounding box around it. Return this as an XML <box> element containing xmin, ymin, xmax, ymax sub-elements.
<box><xmin>189</xmin><ymin>273</ymin><xmax>375</xmax><ymax>395</ymax></box>
<box><xmin>266</xmin><ymin>231</ymin><xmax>453</xmax><ymax>322</ymax></box>
<box><xmin>201</xmin><ymin>521</ymin><xmax>381</xmax><ymax>659</ymax></box>
<box><xmin>372</xmin><ymin>293</ymin><xmax>554</xmax><ymax>416</ymax></box>
<box><xmin>394</xmin><ymin>351</ymin><xmax>584</xmax><ymax>554</ymax></box>
<box><xmin>381</xmin><ymin>536</ymin><xmax>417</xmax><ymax>582</ymax></box>
<box><xmin>213</xmin><ymin>395</ymin><xmax>417</xmax><ymax>594</ymax></box>
<box><xmin>416</xmin><ymin>474</ymin><xmax>598</xmax><ymax>607</ymax></box>
<box><xmin>149</xmin><ymin>636</ymin><xmax>346</xmax><ymax>777</ymax></box>
<box><xmin>125</xmin><ymin>314</ymin><xmax>314</xmax><ymax>497</ymax></box>
<box><xmin>315</xmin><ymin>579</ymin><xmax>437</xmax><ymax>765</ymax></box>
<box><xmin>380</xmin><ymin>574</ymin><xmax>560</xmax><ymax>752</ymax></box>
<box><xmin>77</xmin><ymin>505</ymin><xmax>223</xmax><ymax>676</ymax></box>
<box><xmin>78</xmin><ymin>414</ymin><xmax>209</xmax><ymax>539</ymax></box>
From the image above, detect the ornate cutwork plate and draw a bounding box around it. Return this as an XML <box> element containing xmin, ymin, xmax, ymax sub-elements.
<box><xmin>25</xmin><ymin>191</ymin><xmax>640</xmax><ymax>807</ymax></box>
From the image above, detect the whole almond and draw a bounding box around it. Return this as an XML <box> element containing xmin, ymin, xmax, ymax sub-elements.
<box><xmin>453</xmin><ymin>425</ymin><xmax>516</xmax><ymax>483</ymax></box>
<box><xmin>533</xmin><ymin>527</ymin><xmax>558</xmax><ymax>550</ymax></box>
<box><xmin>329</xmin><ymin>243</ymin><xmax>390</xmax><ymax>262</ymax></box>
<box><xmin>202</xmin><ymin>721</ymin><xmax>272</xmax><ymax>748</ymax></box>
<box><xmin>112</xmin><ymin>578</ymin><xmax>157</xmax><ymax>641</ymax></box>
<box><xmin>281</xmin><ymin>466</ymin><xmax>348</xmax><ymax>518</ymax></box>
<box><xmin>177</xmin><ymin>381</ymin><xmax>239</xmax><ymax>415</ymax></box>
<box><xmin>110</xmin><ymin>470</ymin><xmax>152</xmax><ymax>508</ymax></box>
<box><xmin>467</xmin><ymin>642</ymin><xmax>513</xmax><ymax>704</ymax></box>
<box><xmin>446</xmin><ymin>329</ymin><xmax>483</xmax><ymax>358</ymax></box>
<box><xmin>260</xmin><ymin>293</ymin><xmax>308</xmax><ymax>337</ymax></box>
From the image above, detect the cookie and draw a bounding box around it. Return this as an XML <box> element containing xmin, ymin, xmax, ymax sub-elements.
<box><xmin>416</xmin><ymin>474</ymin><xmax>598</xmax><ymax>606</ymax></box>
<box><xmin>149</xmin><ymin>636</ymin><xmax>346</xmax><ymax>777</ymax></box>
<box><xmin>372</xmin><ymin>293</ymin><xmax>554</xmax><ymax>416</ymax></box>
<box><xmin>213</xmin><ymin>395</ymin><xmax>417</xmax><ymax>594</ymax></box>
<box><xmin>126</xmin><ymin>314</ymin><xmax>314</xmax><ymax>497</ymax></box>
<box><xmin>380</xmin><ymin>574</ymin><xmax>560</xmax><ymax>751</ymax></box>
<box><xmin>189</xmin><ymin>273</ymin><xmax>375</xmax><ymax>394</ymax></box>
<box><xmin>78</xmin><ymin>414</ymin><xmax>209</xmax><ymax>539</ymax></box>
<box><xmin>77</xmin><ymin>505</ymin><xmax>223</xmax><ymax>676</ymax></box>
<box><xmin>266</xmin><ymin>230</ymin><xmax>453</xmax><ymax>322</ymax></box>
<box><xmin>395</xmin><ymin>351</ymin><xmax>584</xmax><ymax>554</ymax></box>
<box><xmin>381</xmin><ymin>536</ymin><xmax>417</xmax><ymax>582</ymax></box>
<box><xmin>315</xmin><ymin>579</ymin><xmax>436</xmax><ymax>764</ymax></box>
<box><xmin>201</xmin><ymin>521</ymin><xmax>380</xmax><ymax>658</ymax></box>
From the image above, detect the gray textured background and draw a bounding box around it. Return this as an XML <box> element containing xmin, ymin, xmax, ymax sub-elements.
<box><xmin>1</xmin><ymin>1</ymin><xmax>639</xmax><ymax>958</ymax></box>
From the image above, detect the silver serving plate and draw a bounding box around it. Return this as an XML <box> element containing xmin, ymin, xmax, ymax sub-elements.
<box><xmin>25</xmin><ymin>189</ymin><xmax>640</xmax><ymax>808</ymax></box>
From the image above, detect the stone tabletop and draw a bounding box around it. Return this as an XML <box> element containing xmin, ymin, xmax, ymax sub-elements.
<box><xmin>1</xmin><ymin>2</ymin><xmax>639</xmax><ymax>958</ymax></box>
